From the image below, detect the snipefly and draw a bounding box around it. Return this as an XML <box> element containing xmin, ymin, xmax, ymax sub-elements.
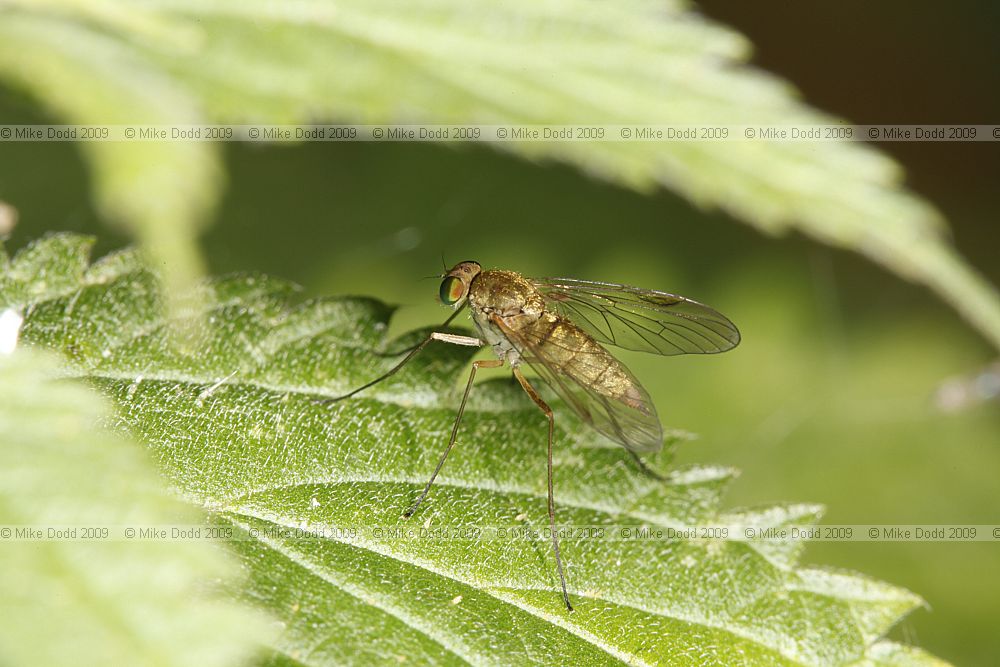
<box><xmin>325</xmin><ymin>261</ymin><xmax>740</xmax><ymax>611</ymax></box>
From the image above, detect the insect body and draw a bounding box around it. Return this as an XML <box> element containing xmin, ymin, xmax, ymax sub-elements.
<box><xmin>466</xmin><ymin>267</ymin><xmax>660</xmax><ymax>448</ymax></box>
<box><xmin>330</xmin><ymin>261</ymin><xmax>740</xmax><ymax>611</ymax></box>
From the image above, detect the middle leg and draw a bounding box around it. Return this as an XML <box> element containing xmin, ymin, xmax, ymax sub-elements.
<box><xmin>403</xmin><ymin>357</ymin><xmax>504</xmax><ymax>518</ymax></box>
<box><xmin>513</xmin><ymin>366</ymin><xmax>573</xmax><ymax>612</ymax></box>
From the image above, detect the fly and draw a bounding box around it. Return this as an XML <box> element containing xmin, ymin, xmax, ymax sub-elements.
<box><xmin>325</xmin><ymin>261</ymin><xmax>740</xmax><ymax>611</ymax></box>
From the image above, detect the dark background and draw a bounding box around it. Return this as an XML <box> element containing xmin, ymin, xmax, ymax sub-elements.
<box><xmin>2</xmin><ymin>3</ymin><xmax>998</xmax><ymax>664</ymax></box>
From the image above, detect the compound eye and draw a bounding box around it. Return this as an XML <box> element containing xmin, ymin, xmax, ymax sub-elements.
<box><xmin>439</xmin><ymin>276</ymin><xmax>466</xmax><ymax>305</ymax></box>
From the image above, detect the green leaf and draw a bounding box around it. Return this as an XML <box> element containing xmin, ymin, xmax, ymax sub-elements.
<box><xmin>2</xmin><ymin>233</ymin><xmax>948</xmax><ymax>665</ymax></box>
<box><xmin>0</xmin><ymin>346</ymin><xmax>268</xmax><ymax>666</ymax></box>
<box><xmin>0</xmin><ymin>2</ymin><xmax>218</xmax><ymax>323</ymax></box>
<box><xmin>1</xmin><ymin>0</ymin><xmax>999</xmax><ymax>352</ymax></box>
<box><xmin>849</xmin><ymin>641</ymin><xmax>950</xmax><ymax>667</ymax></box>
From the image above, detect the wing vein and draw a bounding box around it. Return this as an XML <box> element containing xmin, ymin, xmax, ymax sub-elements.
<box><xmin>533</xmin><ymin>278</ymin><xmax>739</xmax><ymax>356</ymax></box>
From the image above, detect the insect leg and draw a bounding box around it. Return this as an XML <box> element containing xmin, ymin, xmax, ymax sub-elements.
<box><xmin>513</xmin><ymin>366</ymin><xmax>574</xmax><ymax>612</ymax></box>
<box><xmin>317</xmin><ymin>330</ymin><xmax>483</xmax><ymax>403</ymax></box>
<box><xmin>403</xmin><ymin>358</ymin><xmax>504</xmax><ymax>518</ymax></box>
<box><xmin>627</xmin><ymin>450</ymin><xmax>669</xmax><ymax>481</ymax></box>
<box><xmin>375</xmin><ymin>307</ymin><xmax>466</xmax><ymax>357</ymax></box>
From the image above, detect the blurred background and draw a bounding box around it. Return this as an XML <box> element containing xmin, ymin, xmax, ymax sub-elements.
<box><xmin>2</xmin><ymin>2</ymin><xmax>998</xmax><ymax>664</ymax></box>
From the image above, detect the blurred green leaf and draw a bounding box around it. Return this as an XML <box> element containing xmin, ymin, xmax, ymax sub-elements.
<box><xmin>1</xmin><ymin>0</ymin><xmax>999</xmax><ymax>353</ymax></box>
<box><xmin>0</xmin><ymin>4</ymin><xmax>219</xmax><ymax>324</ymax></box>
<box><xmin>1</xmin><ymin>233</ymin><xmax>948</xmax><ymax>665</ymax></box>
<box><xmin>0</xmin><ymin>346</ymin><xmax>267</xmax><ymax>666</ymax></box>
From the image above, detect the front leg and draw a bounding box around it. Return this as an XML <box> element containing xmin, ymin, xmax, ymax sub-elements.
<box><xmin>318</xmin><ymin>331</ymin><xmax>483</xmax><ymax>402</ymax></box>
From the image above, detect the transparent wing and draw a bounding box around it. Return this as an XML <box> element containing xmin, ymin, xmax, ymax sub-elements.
<box><xmin>490</xmin><ymin>314</ymin><xmax>663</xmax><ymax>452</ymax></box>
<box><xmin>533</xmin><ymin>278</ymin><xmax>740</xmax><ymax>356</ymax></box>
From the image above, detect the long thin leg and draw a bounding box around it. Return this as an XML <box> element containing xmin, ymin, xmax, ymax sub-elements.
<box><xmin>316</xmin><ymin>331</ymin><xmax>482</xmax><ymax>403</ymax></box>
<box><xmin>403</xmin><ymin>358</ymin><xmax>504</xmax><ymax>518</ymax></box>
<box><xmin>513</xmin><ymin>367</ymin><xmax>573</xmax><ymax>612</ymax></box>
<box><xmin>375</xmin><ymin>307</ymin><xmax>466</xmax><ymax>357</ymax></box>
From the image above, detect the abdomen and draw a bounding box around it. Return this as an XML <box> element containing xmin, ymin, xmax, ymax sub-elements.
<box><xmin>514</xmin><ymin>312</ymin><xmax>635</xmax><ymax>402</ymax></box>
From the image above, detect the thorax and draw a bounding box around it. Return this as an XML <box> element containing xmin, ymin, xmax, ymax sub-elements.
<box><xmin>466</xmin><ymin>270</ymin><xmax>545</xmax><ymax>365</ymax></box>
